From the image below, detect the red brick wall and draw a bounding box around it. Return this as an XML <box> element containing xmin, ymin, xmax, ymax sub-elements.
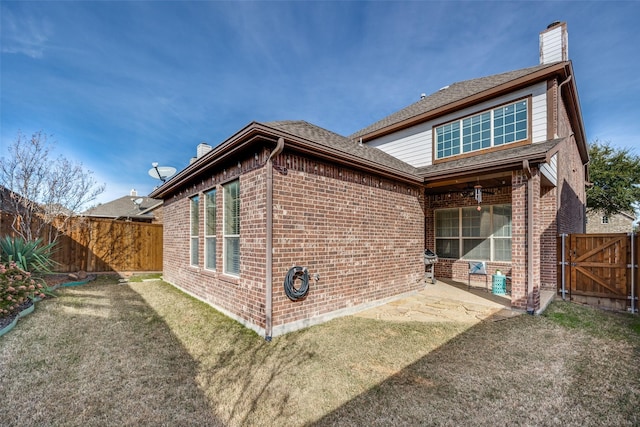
<box><xmin>162</xmin><ymin>149</ymin><xmax>425</xmax><ymax>336</ymax></box>
<box><xmin>556</xmin><ymin>100</ymin><xmax>586</xmax><ymax>234</ymax></box>
<box><xmin>539</xmin><ymin>185</ymin><xmax>557</xmax><ymax>289</ymax></box>
<box><xmin>511</xmin><ymin>170</ymin><xmax>528</xmax><ymax>309</ymax></box>
<box><xmin>270</xmin><ymin>152</ymin><xmax>425</xmax><ymax>331</ymax></box>
<box><xmin>162</xmin><ymin>153</ymin><xmax>269</xmax><ymax>332</ymax></box>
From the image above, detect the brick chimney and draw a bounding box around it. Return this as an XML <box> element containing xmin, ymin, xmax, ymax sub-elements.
<box><xmin>540</xmin><ymin>21</ymin><xmax>568</xmax><ymax>64</ymax></box>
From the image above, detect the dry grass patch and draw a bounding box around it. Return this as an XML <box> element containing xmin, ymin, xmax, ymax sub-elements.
<box><xmin>1</xmin><ymin>277</ymin><xmax>639</xmax><ymax>426</ymax></box>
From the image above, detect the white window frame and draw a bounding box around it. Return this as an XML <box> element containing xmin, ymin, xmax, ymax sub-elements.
<box><xmin>204</xmin><ymin>188</ymin><xmax>217</xmax><ymax>271</ymax></box>
<box><xmin>435</xmin><ymin>204</ymin><xmax>512</xmax><ymax>261</ymax></box>
<box><xmin>435</xmin><ymin>99</ymin><xmax>529</xmax><ymax>160</ymax></box>
<box><xmin>223</xmin><ymin>180</ymin><xmax>240</xmax><ymax>276</ymax></box>
<box><xmin>189</xmin><ymin>195</ymin><xmax>199</xmax><ymax>267</ymax></box>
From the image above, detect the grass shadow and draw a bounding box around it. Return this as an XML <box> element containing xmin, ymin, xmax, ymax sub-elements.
<box><xmin>311</xmin><ymin>301</ymin><xmax>640</xmax><ymax>426</ymax></box>
<box><xmin>0</xmin><ymin>278</ymin><xmax>222</xmax><ymax>426</ymax></box>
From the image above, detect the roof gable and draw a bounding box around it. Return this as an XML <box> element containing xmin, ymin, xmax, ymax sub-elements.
<box><xmin>262</xmin><ymin>120</ymin><xmax>419</xmax><ymax>177</ymax></box>
<box><xmin>351</xmin><ymin>62</ymin><xmax>564</xmax><ymax>141</ymax></box>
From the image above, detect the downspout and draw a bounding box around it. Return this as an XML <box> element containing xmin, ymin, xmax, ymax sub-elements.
<box><xmin>523</xmin><ymin>160</ymin><xmax>535</xmax><ymax>314</ymax></box>
<box><xmin>265</xmin><ymin>137</ymin><xmax>285</xmax><ymax>341</ymax></box>
<box><xmin>556</xmin><ymin>75</ymin><xmax>572</xmax><ymax>137</ymax></box>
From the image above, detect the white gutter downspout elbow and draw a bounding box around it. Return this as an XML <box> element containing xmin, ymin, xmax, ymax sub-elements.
<box><xmin>265</xmin><ymin>137</ymin><xmax>284</xmax><ymax>341</ymax></box>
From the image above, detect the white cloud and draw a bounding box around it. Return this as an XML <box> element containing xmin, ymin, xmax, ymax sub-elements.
<box><xmin>1</xmin><ymin>6</ymin><xmax>53</xmax><ymax>58</ymax></box>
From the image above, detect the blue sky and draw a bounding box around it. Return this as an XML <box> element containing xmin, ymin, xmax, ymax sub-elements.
<box><xmin>1</xmin><ymin>1</ymin><xmax>639</xmax><ymax>206</ymax></box>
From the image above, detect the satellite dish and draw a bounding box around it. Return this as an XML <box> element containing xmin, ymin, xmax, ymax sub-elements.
<box><xmin>148</xmin><ymin>163</ymin><xmax>177</xmax><ymax>183</ymax></box>
<box><xmin>133</xmin><ymin>197</ymin><xmax>144</xmax><ymax>206</ymax></box>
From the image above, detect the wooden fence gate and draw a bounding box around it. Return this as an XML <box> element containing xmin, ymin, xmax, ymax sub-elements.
<box><xmin>558</xmin><ymin>233</ymin><xmax>638</xmax><ymax>312</ymax></box>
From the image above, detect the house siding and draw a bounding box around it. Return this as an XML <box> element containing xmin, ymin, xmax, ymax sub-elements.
<box><xmin>162</xmin><ymin>149</ymin><xmax>426</xmax><ymax>336</ymax></box>
<box><xmin>586</xmin><ymin>211</ymin><xmax>636</xmax><ymax>233</ymax></box>
<box><xmin>367</xmin><ymin>82</ymin><xmax>547</xmax><ymax>168</ymax></box>
<box><xmin>539</xmin><ymin>185</ymin><xmax>558</xmax><ymax>290</ymax></box>
<box><xmin>556</xmin><ymin>103</ymin><xmax>586</xmax><ymax>234</ymax></box>
<box><xmin>162</xmin><ymin>157</ymin><xmax>269</xmax><ymax>332</ymax></box>
<box><xmin>270</xmin><ymin>153</ymin><xmax>425</xmax><ymax>334</ymax></box>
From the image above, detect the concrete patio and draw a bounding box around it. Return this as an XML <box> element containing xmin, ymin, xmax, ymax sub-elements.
<box><xmin>355</xmin><ymin>279</ymin><xmax>556</xmax><ymax>324</ymax></box>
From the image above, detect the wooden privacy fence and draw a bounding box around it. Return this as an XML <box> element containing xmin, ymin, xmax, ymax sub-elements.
<box><xmin>1</xmin><ymin>212</ymin><xmax>163</xmax><ymax>273</ymax></box>
<box><xmin>558</xmin><ymin>233</ymin><xmax>638</xmax><ymax>313</ymax></box>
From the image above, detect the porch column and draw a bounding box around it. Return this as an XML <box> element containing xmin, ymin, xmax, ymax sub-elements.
<box><xmin>511</xmin><ymin>169</ymin><xmax>541</xmax><ymax>312</ymax></box>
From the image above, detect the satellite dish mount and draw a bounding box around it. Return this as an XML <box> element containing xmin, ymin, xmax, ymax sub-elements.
<box><xmin>149</xmin><ymin>162</ymin><xmax>176</xmax><ymax>183</ymax></box>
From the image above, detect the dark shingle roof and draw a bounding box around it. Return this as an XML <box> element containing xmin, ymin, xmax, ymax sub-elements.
<box><xmin>418</xmin><ymin>138</ymin><xmax>563</xmax><ymax>179</ymax></box>
<box><xmin>351</xmin><ymin>63</ymin><xmax>562</xmax><ymax>140</ymax></box>
<box><xmin>83</xmin><ymin>195</ymin><xmax>161</xmax><ymax>220</ymax></box>
<box><xmin>261</xmin><ymin>120</ymin><xmax>419</xmax><ymax>177</ymax></box>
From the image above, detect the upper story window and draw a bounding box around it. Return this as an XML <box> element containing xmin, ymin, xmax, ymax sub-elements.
<box><xmin>435</xmin><ymin>100</ymin><xmax>528</xmax><ymax>160</ymax></box>
<box><xmin>223</xmin><ymin>180</ymin><xmax>240</xmax><ymax>276</ymax></box>
<box><xmin>190</xmin><ymin>195</ymin><xmax>199</xmax><ymax>267</ymax></box>
<box><xmin>205</xmin><ymin>189</ymin><xmax>217</xmax><ymax>271</ymax></box>
<box><xmin>601</xmin><ymin>216</ymin><xmax>609</xmax><ymax>224</ymax></box>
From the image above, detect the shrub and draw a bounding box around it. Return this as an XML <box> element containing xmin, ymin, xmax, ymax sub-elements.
<box><xmin>0</xmin><ymin>236</ymin><xmax>58</xmax><ymax>274</ymax></box>
<box><xmin>0</xmin><ymin>261</ymin><xmax>48</xmax><ymax>316</ymax></box>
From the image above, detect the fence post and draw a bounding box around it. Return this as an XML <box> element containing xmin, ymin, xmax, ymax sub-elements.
<box><xmin>630</xmin><ymin>232</ymin><xmax>637</xmax><ymax>314</ymax></box>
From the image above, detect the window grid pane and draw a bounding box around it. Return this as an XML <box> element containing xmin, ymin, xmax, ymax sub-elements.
<box><xmin>224</xmin><ymin>180</ymin><xmax>240</xmax><ymax>275</ymax></box>
<box><xmin>462</xmin><ymin>239</ymin><xmax>490</xmax><ymax>260</ymax></box>
<box><xmin>435</xmin><ymin>209</ymin><xmax>459</xmax><ymax>237</ymax></box>
<box><xmin>190</xmin><ymin>196</ymin><xmax>199</xmax><ymax>266</ymax></box>
<box><xmin>205</xmin><ymin>189</ymin><xmax>216</xmax><ymax>270</ymax></box>
<box><xmin>190</xmin><ymin>196</ymin><xmax>199</xmax><ymax>237</ymax></box>
<box><xmin>494</xmin><ymin>101</ymin><xmax>527</xmax><ymax>146</ymax></box>
<box><xmin>205</xmin><ymin>237</ymin><xmax>216</xmax><ymax>270</ymax></box>
<box><xmin>494</xmin><ymin>238</ymin><xmax>512</xmax><ymax>261</ymax></box>
<box><xmin>436</xmin><ymin>122</ymin><xmax>460</xmax><ymax>159</ymax></box>
<box><xmin>462</xmin><ymin>112</ymin><xmax>491</xmax><ymax>153</ymax></box>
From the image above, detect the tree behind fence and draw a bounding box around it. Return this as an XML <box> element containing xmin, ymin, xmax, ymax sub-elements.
<box><xmin>0</xmin><ymin>212</ymin><xmax>162</xmax><ymax>273</ymax></box>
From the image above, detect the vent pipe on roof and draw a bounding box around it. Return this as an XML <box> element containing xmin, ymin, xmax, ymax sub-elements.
<box><xmin>420</xmin><ymin>93</ymin><xmax>426</xmax><ymax>99</ymax></box>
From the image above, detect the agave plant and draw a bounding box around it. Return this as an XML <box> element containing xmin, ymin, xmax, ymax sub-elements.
<box><xmin>0</xmin><ymin>236</ymin><xmax>59</xmax><ymax>274</ymax></box>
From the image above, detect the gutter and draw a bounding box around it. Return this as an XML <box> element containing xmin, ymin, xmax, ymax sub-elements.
<box><xmin>265</xmin><ymin>137</ymin><xmax>285</xmax><ymax>341</ymax></box>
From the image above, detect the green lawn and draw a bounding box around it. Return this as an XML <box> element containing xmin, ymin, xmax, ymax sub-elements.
<box><xmin>1</xmin><ymin>276</ymin><xmax>638</xmax><ymax>426</ymax></box>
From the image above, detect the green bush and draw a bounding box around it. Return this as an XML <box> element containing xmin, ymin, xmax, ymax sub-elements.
<box><xmin>0</xmin><ymin>261</ymin><xmax>47</xmax><ymax>316</ymax></box>
<box><xmin>0</xmin><ymin>236</ymin><xmax>58</xmax><ymax>274</ymax></box>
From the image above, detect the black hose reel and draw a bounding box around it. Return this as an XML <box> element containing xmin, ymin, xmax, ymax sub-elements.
<box><xmin>283</xmin><ymin>266</ymin><xmax>318</xmax><ymax>301</ymax></box>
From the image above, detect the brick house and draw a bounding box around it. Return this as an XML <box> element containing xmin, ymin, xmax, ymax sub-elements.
<box><xmin>150</xmin><ymin>22</ymin><xmax>588</xmax><ymax>339</ymax></box>
<box><xmin>586</xmin><ymin>210</ymin><xmax>636</xmax><ymax>233</ymax></box>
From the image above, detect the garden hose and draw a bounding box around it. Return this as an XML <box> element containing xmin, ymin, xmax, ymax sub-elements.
<box><xmin>283</xmin><ymin>266</ymin><xmax>309</xmax><ymax>301</ymax></box>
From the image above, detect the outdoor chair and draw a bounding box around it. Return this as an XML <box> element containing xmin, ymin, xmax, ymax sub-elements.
<box><xmin>468</xmin><ymin>261</ymin><xmax>488</xmax><ymax>291</ymax></box>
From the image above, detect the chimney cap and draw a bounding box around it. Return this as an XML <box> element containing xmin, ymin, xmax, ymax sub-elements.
<box><xmin>547</xmin><ymin>21</ymin><xmax>562</xmax><ymax>29</ymax></box>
